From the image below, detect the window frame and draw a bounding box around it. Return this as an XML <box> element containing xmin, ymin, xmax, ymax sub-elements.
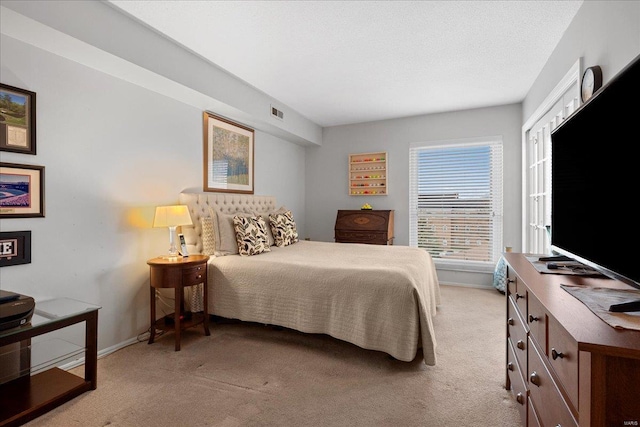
<box><xmin>521</xmin><ymin>59</ymin><xmax>581</xmax><ymax>254</ymax></box>
<box><xmin>409</xmin><ymin>136</ymin><xmax>504</xmax><ymax>273</ymax></box>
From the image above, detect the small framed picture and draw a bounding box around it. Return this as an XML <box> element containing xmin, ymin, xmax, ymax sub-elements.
<box><xmin>0</xmin><ymin>83</ymin><xmax>36</xmax><ymax>155</ymax></box>
<box><xmin>0</xmin><ymin>231</ymin><xmax>32</xmax><ymax>267</ymax></box>
<box><xmin>0</xmin><ymin>162</ymin><xmax>45</xmax><ymax>218</ymax></box>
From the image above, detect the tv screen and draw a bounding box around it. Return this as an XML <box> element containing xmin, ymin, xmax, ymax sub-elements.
<box><xmin>550</xmin><ymin>54</ymin><xmax>640</xmax><ymax>289</ymax></box>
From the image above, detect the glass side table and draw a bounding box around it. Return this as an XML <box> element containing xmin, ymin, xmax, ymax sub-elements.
<box><xmin>0</xmin><ymin>297</ymin><xmax>100</xmax><ymax>427</ymax></box>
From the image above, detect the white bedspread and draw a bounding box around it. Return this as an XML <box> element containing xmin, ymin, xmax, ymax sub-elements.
<box><xmin>208</xmin><ymin>240</ymin><xmax>441</xmax><ymax>365</ymax></box>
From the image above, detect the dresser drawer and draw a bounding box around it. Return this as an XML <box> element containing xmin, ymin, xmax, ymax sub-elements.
<box><xmin>528</xmin><ymin>399</ymin><xmax>542</xmax><ymax>427</ymax></box>
<box><xmin>514</xmin><ymin>285</ymin><xmax>527</xmax><ymax>319</ymax></box>
<box><xmin>507</xmin><ymin>340</ymin><xmax>527</xmax><ymax>424</ymax></box>
<box><xmin>528</xmin><ymin>337</ymin><xmax>578</xmax><ymax>427</ymax></box>
<box><xmin>527</xmin><ymin>293</ymin><xmax>546</xmax><ymax>349</ymax></box>
<box><xmin>547</xmin><ymin>315</ymin><xmax>579</xmax><ymax>409</ymax></box>
<box><xmin>335</xmin><ymin>230</ymin><xmax>389</xmax><ymax>244</ymax></box>
<box><xmin>508</xmin><ymin>297</ymin><xmax>528</xmax><ymax>370</ymax></box>
<box><xmin>506</xmin><ymin>268</ymin><xmax>527</xmax><ymax>315</ymax></box>
<box><xmin>182</xmin><ymin>264</ymin><xmax>206</xmax><ymax>286</ymax></box>
<box><xmin>506</xmin><ymin>267</ymin><xmax>518</xmax><ymax>297</ymax></box>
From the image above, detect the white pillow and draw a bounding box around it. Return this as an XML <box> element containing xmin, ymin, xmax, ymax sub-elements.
<box><xmin>209</xmin><ymin>207</ymin><xmax>252</xmax><ymax>255</ymax></box>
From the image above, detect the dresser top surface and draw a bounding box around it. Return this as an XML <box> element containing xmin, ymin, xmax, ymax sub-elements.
<box><xmin>504</xmin><ymin>252</ymin><xmax>640</xmax><ymax>356</ymax></box>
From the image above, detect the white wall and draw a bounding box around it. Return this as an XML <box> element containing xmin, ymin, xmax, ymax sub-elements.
<box><xmin>0</xmin><ymin>1</ymin><xmax>322</xmax><ymax>147</ymax></box>
<box><xmin>305</xmin><ymin>104</ymin><xmax>522</xmax><ymax>287</ymax></box>
<box><xmin>524</xmin><ymin>1</ymin><xmax>640</xmax><ymax>121</ymax></box>
<box><xmin>0</xmin><ymin>34</ymin><xmax>306</xmax><ymax>351</ymax></box>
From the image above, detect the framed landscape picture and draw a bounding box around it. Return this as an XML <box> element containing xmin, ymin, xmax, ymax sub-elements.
<box><xmin>0</xmin><ymin>83</ymin><xmax>36</xmax><ymax>155</ymax></box>
<box><xmin>0</xmin><ymin>162</ymin><xmax>45</xmax><ymax>218</ymax></box>
<box><xmin>203</xmin><ymin>112</ymin><xmax>254</xmax><ymax>194</ymax></box>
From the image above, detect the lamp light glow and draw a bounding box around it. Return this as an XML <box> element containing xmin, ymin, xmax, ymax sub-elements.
<box><xmin>153</xmin><ymin>205</ymin><xmax>193</xmax><ymax>258</ymax></box>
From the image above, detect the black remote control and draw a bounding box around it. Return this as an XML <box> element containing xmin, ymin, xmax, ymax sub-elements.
<box><xmin>539</xmin><ymin>255</ymin><xmax>573</xmax><ymax>262</ymax></box>
<box><xmin>609</xmin><ymin>299</ymin><xmax>640</xmax><ymax>313</ymax></box>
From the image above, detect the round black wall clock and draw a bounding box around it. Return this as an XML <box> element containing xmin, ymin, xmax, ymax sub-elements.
<box><xmin>581</xmin><ymin>65</ymin><xmax>602</xmax><ymax>102</ymax></box>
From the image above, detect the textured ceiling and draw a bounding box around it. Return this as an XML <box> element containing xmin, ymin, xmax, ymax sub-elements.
<box><xmin>108</xmin><ymin>1</ymin><xmax>583</xmax><ymax>127</ymax></box>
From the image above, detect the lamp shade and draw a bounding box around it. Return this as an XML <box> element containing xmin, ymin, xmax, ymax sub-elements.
<box><xmin>153</xmin><ymin>205</ymin><xmax>193</xmax><ymax>228</ymax></box>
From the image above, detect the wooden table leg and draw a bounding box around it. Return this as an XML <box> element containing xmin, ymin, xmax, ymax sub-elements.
<box><xmin>148</xmin><ymin>286</ymin><xmax>156</xmax><ymax>345</ymax></box>
<box><xmin>203</xmin><ymin>281</ymin><xmax>210</xmax><ymax>336</ymax></box>
<box><xmin>174</xmin><ymin>285</ymin><xmax>182</xmax><ymax>351</ymax></box>
<box><xmin>85</xmin><ymin>310</ymin><xmax>98</xmax><ymax>390</ymax></box>
<box><xmin>19</xmin><ymin>337</ymin><xmax>31</xmax><ymax>376</ymax></box>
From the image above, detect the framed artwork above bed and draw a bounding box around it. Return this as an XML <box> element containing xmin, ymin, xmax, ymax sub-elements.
<box><xmin>203</xmin><ymin>112</ymin><xmax>254</xmax><ymax>194</ymax></box>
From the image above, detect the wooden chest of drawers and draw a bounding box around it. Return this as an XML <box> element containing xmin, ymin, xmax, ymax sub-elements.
<box><xmin>504</xmin><ymin>253</ymin><xmax>640</xmax><ymax>426</ymax></box>
<box><xmin>334</xmin><ymin>210</ymin><xmax>394</xmax><ymax>245</ymax></box>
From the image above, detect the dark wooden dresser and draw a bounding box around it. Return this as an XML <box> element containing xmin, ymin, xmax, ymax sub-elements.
<box><xmin>504</xmin><ymin>252</ymin><xmax>640</xmax><ymax>426</ymax></box>
<box><xmin>334</xmin><ymin>210</ymin><xmax>394</xmax><ymax>245</ymax></box>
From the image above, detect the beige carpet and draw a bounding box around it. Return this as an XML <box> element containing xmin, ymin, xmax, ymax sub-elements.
<box><xmin>26</xmin><ymin>285</ymin><xmax>520</xmax><ymax>427</ymax></box>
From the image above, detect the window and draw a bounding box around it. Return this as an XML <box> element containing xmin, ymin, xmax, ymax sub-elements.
<box><xmin>522</xmin><ymin>59</ymin><xmax>580</xmax><ymax>255</ymax></box>
<box><xmin>409</xmin><ymin>137</ymin><xmax>503</xmax><ymax>270</ymax></box>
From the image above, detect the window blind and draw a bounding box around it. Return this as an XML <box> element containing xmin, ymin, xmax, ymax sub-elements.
<box><xmin>409</xmin><ymin>137</ymin><xmax>503</xmax><ymax>267</ymax></box>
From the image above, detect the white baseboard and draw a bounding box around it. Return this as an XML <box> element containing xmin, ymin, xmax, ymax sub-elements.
<box><xmin>60</xmin><ymin>336</ymin><xmax>141</xmax><ymax>371</ymax></box>
<box><xmin>439</xmin><ymin>281</ymin><xmax>495</xmax><ymax>290</ymax></box>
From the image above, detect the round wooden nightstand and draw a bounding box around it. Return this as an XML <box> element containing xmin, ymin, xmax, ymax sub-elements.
<box><xmin>147</xmin><ymin>254</ymin><xmax>210</xmax><ymax>351</ymax></box>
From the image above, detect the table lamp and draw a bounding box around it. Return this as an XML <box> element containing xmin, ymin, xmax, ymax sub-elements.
<box><xmin>153</xmin><ymin>205</ymin><xmax>193</xmax><ymax>259</ymax></box>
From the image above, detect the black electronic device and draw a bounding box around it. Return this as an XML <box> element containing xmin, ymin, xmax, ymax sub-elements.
<box><xmin>609</xmin><ymin>300</ymin><xmax>640</xmax><ymax>313</ymax></box>
<box><xmin>0</xmin><ymin>291</ymin><xmax>35</xmax><ymax>331</ymax></box>
<box><xmin>546</xmin><ymin>262</ymin><xmax>567</xmax><ymax>270</ymax></box>
<box><xmin>538</xmin><ymin>255</ymin><xmax>573</xmax><ymax>262</ymax></box>
<box><xmin>0</xmin><ymin>290</ymin><xmax>20</xmax><ymax>303</ymax></box>
<box><xmin>550</xmin><ymin>53</ymin><xmax>640</xmax><ymax>291</ymax></box>
<box><xmin>178</xmin><ymin>233</ymin><xmax>189</xmax><ymax>257</ymax></box>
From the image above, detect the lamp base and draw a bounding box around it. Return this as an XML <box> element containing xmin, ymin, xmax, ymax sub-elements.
<box><xmin>162</xmin><ymin>226</ymin><xmax>181</xmax><ymax>260</ymax></box>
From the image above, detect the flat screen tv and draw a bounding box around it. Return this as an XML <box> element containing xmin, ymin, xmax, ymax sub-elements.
<box><xmin>550</xmin><ymin>53</ymin><xmax>640</xmax><ymax>290</ymax></box>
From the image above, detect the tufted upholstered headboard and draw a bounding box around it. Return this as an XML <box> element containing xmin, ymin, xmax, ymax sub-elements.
<box><xmin>178</xmin><ymin>191</ymin><xmax>277</xmax><ymax>255</ymax></box>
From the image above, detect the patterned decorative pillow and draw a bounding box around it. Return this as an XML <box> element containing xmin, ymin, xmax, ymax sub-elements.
<box><xmin>233</xmin><ymin>215</ymin><xmax>271</xmax><ymax>256</ymax></box>
<box><xmin>269</xmin><ymin>210</ymin><xmax>299</xmax><ymax>247</ymax></box>
<box><xmin>200</xmin><ymin>216</ymin><xmax>216</xmax><ymax>256</ymax></box>
<box><xmin>252</xmin><ymin>208</ymin><xmax>285</xmax><ymax>247</ymax></box>
<box><xmin>252</xmin><ymin>214</ymin><xmax>275</xmax><ymax>246</ymax></box>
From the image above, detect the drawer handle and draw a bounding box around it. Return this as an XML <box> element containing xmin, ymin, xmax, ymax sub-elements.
<box><xmin>507</xmin><ymin>317</ymin><xmax>514</xmax><ymax>326</ymax></box>
<box><xmin>507</xmin><ymin>362</ymin><xmax>514</xmax><ymax>371</ymax></box>
<box><xmin>530</xmin><ymin>371</ymin><xmax>540</xmax><ymax>386</ymax></box>
<box><xmin>515</xmin><ymin>293</ymin><xmax>525</xmax><ymax>300</ymax></box>
<box><xmin>516</xmin><ymin>392</ymin><xmax>525</xmax><ymax>405</ymax></box>
<box><xmin>551</xmin><ymin>348</ymin><xmax>565</xmax><ymax>360</ymax></box>
<box><xmin>516</xmin><ymin>340</ymin><xmax>525</xmax><ymax>350</ymax></box>
<box><xmin>507</xmin><ymin>278</ymin><xmax>515</xmax><ymax>284</ymax></box>
<box><xmin>196</xmin><ymin>275</ymin><xmax>202</xmax><ymax>279</ymax></box>
<box><xmin>528</xmin><ymin>314</ymin><xmax>539</xmax><ymax>323</ymax></box>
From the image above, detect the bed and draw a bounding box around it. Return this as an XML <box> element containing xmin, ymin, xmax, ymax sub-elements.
<box><xmin>179</xmin><ymin>192</ymin><xmax>441</xmax><ymax>365</ymax></box>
